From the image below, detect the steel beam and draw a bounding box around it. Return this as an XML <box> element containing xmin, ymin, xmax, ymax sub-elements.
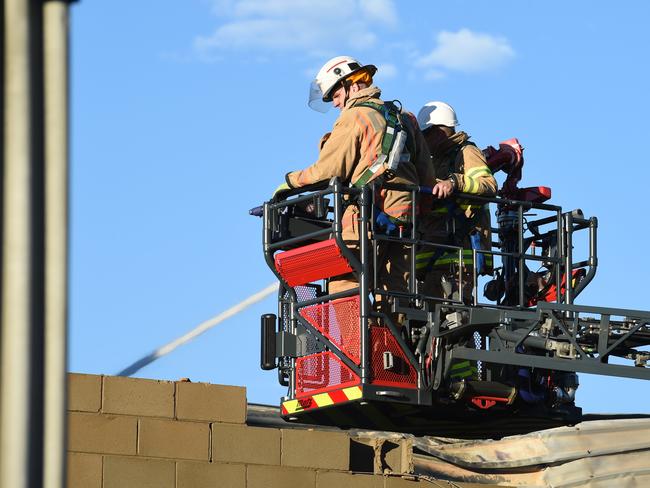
<box><xmin>452</xmin><ymin>347</ymin><xmax>650</xmax><ymax>381</ymax></box>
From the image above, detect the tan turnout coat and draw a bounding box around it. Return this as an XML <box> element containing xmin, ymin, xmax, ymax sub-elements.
<box><xmin>421</xmin><ymin>131</ymin><xmax>497</xmax><ymax>270</ymax></box>
<box><xmin>286</xmin><ymin>86</ymin><xmax>434</xmax><ymax>242</ymax></box>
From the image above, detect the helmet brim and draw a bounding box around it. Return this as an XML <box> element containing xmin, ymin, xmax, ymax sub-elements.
<box><xmin>321</xmin><ymin>64</ymin><xmax>378</xmax><ymax>102</ymax></box>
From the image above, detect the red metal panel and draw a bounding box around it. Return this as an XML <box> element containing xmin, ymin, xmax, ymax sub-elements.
<box><xmin>299</xmin><ymin>296</ymin><xmax>361</xmax><ymax>364</ymax></box>
<box><xmin>295</xmin><ymin>351</ymin><xmax>360</xmax><ymax>398</ymax></box>
<box><xmin>370</xmin><ymin>324</ymin><xmax>417</xmax><ymax>389</ymax></box>
<box><xmin>274</xmin><ymin>238</ymin><xmax>353</xmax><ymax>287</ymax></box>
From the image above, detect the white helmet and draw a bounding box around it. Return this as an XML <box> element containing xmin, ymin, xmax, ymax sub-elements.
<box><xmin>416</xmin><ymin>101</ymin><xmax>459</xmax><ymax>130</ymax></box>
<box><xmin>308</xmin><ymin>55</ymin><xmax>377</xmax><ymax>112</ymax></box>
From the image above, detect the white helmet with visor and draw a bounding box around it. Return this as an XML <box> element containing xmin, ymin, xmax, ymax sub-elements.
<box><xmin>308</xmin><ymin>56</ymin><xmax>377</xmax><ymax>112</ymax></box>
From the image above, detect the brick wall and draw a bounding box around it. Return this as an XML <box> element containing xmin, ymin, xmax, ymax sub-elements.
<box><xmin>66</xmin><ymin>373</ymin><xmax>490</xmax><ymax>488</ymax></box>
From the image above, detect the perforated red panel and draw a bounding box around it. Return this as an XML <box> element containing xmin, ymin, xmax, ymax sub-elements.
<box><xmin>274</xmin><ymin>238</ymin><xmax>353</xmax><ymax>287</ymax></box>
<box><xmin>370</xmin><ymin>324</ymin><xmax>417</xmax><ymax>389</ymax></box>
<box><xmin>299</xmin><ymin>296</ymin><xmax>361</xmax><ymax>364</ymax></box>
<box><xmin>295</xmin><ymin>352</ymin><xmax>360</xmax><ymax>398</ymax></box>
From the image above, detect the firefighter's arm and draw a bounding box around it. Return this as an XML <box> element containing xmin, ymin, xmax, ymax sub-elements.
<box><xmin>453</xmin><ymin>145</ymin><xmax>497</xmax><ymax>196</ymax></box>
<box><xmin>285</xmin><ymin>114</ymin><xmax>359</xmax><ymax>188</ymax></box>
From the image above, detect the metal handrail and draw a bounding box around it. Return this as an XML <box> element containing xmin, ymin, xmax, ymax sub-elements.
<box><xmin>262</xmin><ymin>178</ymin><xmax>603</xmax><ymax>395</ymax></box>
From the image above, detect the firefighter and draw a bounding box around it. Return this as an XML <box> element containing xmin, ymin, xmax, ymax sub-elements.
<box><xmin>416</xmin><ymin>101</ymin><xmax>497</xmax><ymax>303</ymax></box>
<box><xmin>275</xmin><ymin>56</ymin><xmax>434</xmax><ymax>302</ymax></box>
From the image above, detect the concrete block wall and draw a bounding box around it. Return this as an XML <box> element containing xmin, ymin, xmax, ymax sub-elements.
<box><xmin>66</xmin><ymin>373</ymin><xmax>488</xmax><ymax>488</ymax></box>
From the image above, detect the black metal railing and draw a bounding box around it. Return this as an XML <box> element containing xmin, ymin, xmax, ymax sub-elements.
<box><xmin>259</xmin><ymin>178</ymin><xmax>645</xmax><ymax>401</ymax></box>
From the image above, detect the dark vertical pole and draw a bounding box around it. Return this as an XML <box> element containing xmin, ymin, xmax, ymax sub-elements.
<box><xmin>556</xmin><ymin>209</ymin><xmax>563</xmax><ymax>304</ymax></box>
<box><xmin>31</xmin><ymin>2</ymin><xmax>46</xmax><ymax>486</ymax></box>
<box><xmin>410</xmin><ymin>188</ymin><xmax>416</xmax><ymax>295</ymax></box>
<box><xmin>472</xmin><ymin>249</ymin><xmax>478</xmax><ymax>306</ymax></box>
<box><xmin>359</xmin><ymin>186</ymin><xmax>370</xmax><ymax>384</ymax></box>
<box><xmin>590</xmin><ymin>217</ymin><xmax>598</xmax><ymax>270</ymax></box>
<box><xmin>517</xmin><ymin>204</ymin><xmax>524</xmax><ymax>308</ymax></box>
<box><xmin>564</xmin><ymin>212</ymin><xmax>574</xmax><ymax>306</ymax></box>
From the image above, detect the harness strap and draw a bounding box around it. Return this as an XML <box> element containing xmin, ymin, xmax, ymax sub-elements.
<box><xmin>352</xmin><ymin>100</ymin><xmax>413</xmax><ymax>188</ymax></box>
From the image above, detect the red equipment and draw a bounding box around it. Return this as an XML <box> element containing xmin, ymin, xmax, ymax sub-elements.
<box><xmin>483</xmin><ymin>138</ymin><xmax>524</xmax><ymax>198</ymax></box>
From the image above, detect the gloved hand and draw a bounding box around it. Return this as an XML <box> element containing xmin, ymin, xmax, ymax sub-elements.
<box><xmin>273</xmin><ymin>182</ymin><xmax>290</xmax><ymax>195</ymax></box>
<box><xmin>272</xmin><ymin>182</ymin><xmax>290</xmax><ymax>199</ymax></box>
<box><xmin>375</xmin><ymin>211</ymin><xmax>397</xmax><ymax>235</ymax></box>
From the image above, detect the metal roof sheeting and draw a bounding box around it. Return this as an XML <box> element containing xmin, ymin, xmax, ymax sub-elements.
<box><xmin>248</xmin><ymin>405</ymin><xmax>650</xmax><ymax>487</ymax></box>
<box><xmin>412</xmin><ymin>419</ymin><xmax>650</xmax><ymax>487</ymax></box>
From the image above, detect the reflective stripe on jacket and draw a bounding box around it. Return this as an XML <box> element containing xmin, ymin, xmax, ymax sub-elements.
<box><xmin>416</xmin><ymin>249</ymin><xmax>493</xmax><ymax>270</ymax></box>
<box><xmin>449</xmin><ymin>360</ymin><xmax>478</xmax><ymax>380</ymax></box>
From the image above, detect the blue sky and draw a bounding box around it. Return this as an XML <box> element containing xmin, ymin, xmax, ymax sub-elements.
<box><xmin>70</xmin><ymin>1</ymin><xmax>650</xmax><ymax>414</ymax></box>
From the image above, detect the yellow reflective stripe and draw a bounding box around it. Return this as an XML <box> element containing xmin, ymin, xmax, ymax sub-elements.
<box><xmin>434</xmin><ymin>258</ymin><xmax>493</xmax><ymax>266</ymax></box>
<box><xmin>433</xmin><ymin>200</ymin><xmax>486</xmax><ymax>212</ymax></box>
<box><xmin>343</xmin><ymin>386</ymin><xmax>362</xmax><ymax>400</ymax></box>
<box><xmin>282</xmin><ymin>399</ymin><xmax>301</xmax><ymax>414</ymax></box>
<box><xmin>468</xmin><ymin>176</ymin><xmax>479</xmax><ymax>193</ymax></box>
<box><xmin>427</xmin><ymin>257</ymin><xmax>469</xmax><ymax>266</ymax></box>
<box><xmin>450</xmin><ymin>360</ymin><xmax>478</xmax><ymax>379</ymax></box>
<box><xmin>465</xmin><ymin>166</ymin><xmax>483</xmax><ymax>176</ymax></box>
<box><xmin>312</xmin><ymin>393</ymin><xmax>334</xmax><ymax>407</ymax></box>
<box><xmin>439</xmin><ymin>250</ymin><xmax>490</xmax><ymax>257</ymax></box>
<box><xmin>450</xmin><ymin>368</ymin><xmax>477</xmax><ymax>379</ymax></box>
<box><xmin>450</xmin><ymin>360</ymin><xmax>472</xmax><ymax>370</ymax></box>
<box><xmin>416</xmin><ymin>251</ymin><xmax>493</xmax><ymax>269</ymax></box>
<box><xmin>463</xmin><ymin>175</ymin><xmax>480</xmax><ymax>194</ymax></box>
<box><xmin>457</xmin><ymin>201</ymin><xmax>485</xmax><ymax>211</ymax></box>
<box><xmin>282</xmin><ymin>387</ymin><xmax>361</xmax><ymax>415</ymax></box>
<box><xmin>465</xmin><ymin>166</ymin><xmax>492</xmax><ymax>178</ymax></box>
